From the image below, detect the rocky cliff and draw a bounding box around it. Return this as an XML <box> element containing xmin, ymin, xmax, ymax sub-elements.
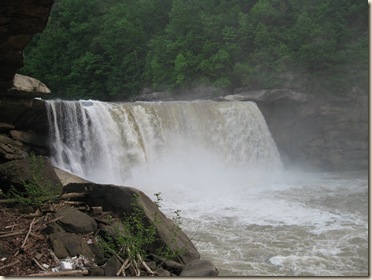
<box><xmin>0</xmin><ymin>0</ymin><xmax>54</xmax><ymax>91</ymax></box>
<box><xmin>136</xmin><ymin>88</ymin><xmax>369</xmax><ymax>172</ymax></box>
<box><xmin>246</xmin><ymin>90</ymin><xmax>368</xmax><ymax>171</ymax></box>
<box><xmin>0</xmin><ymin>0</ymin><xmax>54</xmax><ymax>161</ymax></box>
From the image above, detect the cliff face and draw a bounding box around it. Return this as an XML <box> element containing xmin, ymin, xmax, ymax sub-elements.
<box><xmin>0</xmin><ymin>0</ymin><xmax>55</xmax><ymax>91</ymax></box>
<box><xmin>256</xmin><ymin>94</ymin><xmax>368</xmax><ymax>171</ymax></box>
<box><xmin>0</xmin><ymin>0</ymin><xmax>55</xmax><ymax>162</ymax></box>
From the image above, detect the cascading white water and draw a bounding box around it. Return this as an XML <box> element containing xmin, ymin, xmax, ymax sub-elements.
<box><xmin>46</xmin><ymin>99</ymin><xmax>282</xmax><ymax>183</ymax></box>
<box><xmin>45</xmin><ymin>99</ymin><xmax>368</xmax><ymax>276</ymax></box>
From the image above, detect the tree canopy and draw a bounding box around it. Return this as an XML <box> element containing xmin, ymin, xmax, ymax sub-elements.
<box><xmin>21</xmin><ymin>0</ymin><xmax>368</xmax><ymax>101</ymax></box>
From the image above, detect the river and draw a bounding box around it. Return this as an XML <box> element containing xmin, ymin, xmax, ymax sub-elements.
<box><xmin>46</xmin><ymin>99</ymin><xmax>368</xmax><ymax>276</ymax></box>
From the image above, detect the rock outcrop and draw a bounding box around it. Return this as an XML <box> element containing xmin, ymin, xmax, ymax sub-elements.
<box><xmin>0</xmin><ymin>1</ymin><xmax>53</xmax><ymax>147</ymax></box>
<box><xmin>254</xmin><ymin>93</ymin><xmax>368</xmax><ymax>171</ymax></box>
<box><xmin>0</xmin><ymin>155</ymin><xmax>63</xmax><ymax>194</ymax></box>
<box><xmin>0</xmin><ymin>0</ymin><xmax>55</xmax><ymax>92</ymax></box>
<box><xmin>63</xmin><ymin>182</ymin><xmax>201</xmax><ymax>265</ymax></box>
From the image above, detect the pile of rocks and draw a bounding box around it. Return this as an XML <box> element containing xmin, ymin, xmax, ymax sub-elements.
<box><xmin>0</xmin><ymin>121</ymin><xmax>49</xmax><ymax>163</ymax></box>
<box><xmin>0</xmin><ymin>152</ymin><xmax>218</xmax><ymax>276</ymax></box>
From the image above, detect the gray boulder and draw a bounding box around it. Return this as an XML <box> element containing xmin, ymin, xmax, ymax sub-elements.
<box><xmin>180</xmin><ymin>259</ymin><xmax>219</xmax><ymax>276</ymax></box>
<box><xmin>10</xmin><ymin>74</ymin><xmax>51</xmax><ymax>96</ymax></box>
<box><xmin>49</xmin><ymin>232</ymin><xmax>94</xmax><ymax>259</ymax></box>
<box><xmin>55</xmin><ymin>206</ymin><xmax>97</xmax><ymax>234</ymax></box>
<box><xmin>104</xmin><ymin>256</ymin><xmax>122</xmax><ymax>276</ymax></box>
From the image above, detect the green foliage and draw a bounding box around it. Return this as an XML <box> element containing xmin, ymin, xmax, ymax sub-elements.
<box><xmin>6</xmin><ymin>154</ymin><xmax>57</xmax><ymax>207</ymax></box>
<box><xmin>21</xmin><ymin>0</ymin><xmax>368</xmax><ymax>99</ymax></box>
<box><xmin>97</xmin><ymin>192</ymin><xmax>183</xmax><ymax>266</ymax></box>
<box><xmin>98</xmin><ymin>193</ymin><xmax>157</xmax><ymax>262</ymax></box>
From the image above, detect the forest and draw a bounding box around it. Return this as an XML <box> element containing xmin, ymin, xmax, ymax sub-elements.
<box><xmin>20</xmin><ymin>0</ymin><xmax>368</xmax><ymax>101</ymax></box>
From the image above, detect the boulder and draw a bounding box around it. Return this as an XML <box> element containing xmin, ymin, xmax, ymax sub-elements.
<box><xmin>179</xmin><ymin>259</ymin><xmax>219</xmax><ymax>276</ymax></box>
<box><xmin>49</xmin><ymin>232</ymin><xmax>94</xmax><ymax>259</ymax></box>
<box><xmin>8</xmin><ymin>74</ymin><xmax>51</xmax><ymax>97</ymax></box>
<box><xmin>0</xmin><ymin>156</ymin><xmax>63</xmax><ymax>194</ymax></box>
<box><xmin>87</xmin><ymin>266</ymin><xmax>105</xmax><ymax>276</ymax></box>
<box><xmin>55</xmin><ymin>206</ymin><xmax>97</xmax><ymax>234</ymax></box>
<box><xmin>63</xmin><ymin>182</ymin><xmax>200</xmax><ymax>264</ymax></box>
<box><xmin>54</xmin><ymin>167</ymin><xmax>91</xmax><ymax>186</ymax></box>
<box><xmin>155</xmin><ymin>267</ymin><xmax>171</xmax><ymax>276</ymax></box>
<box><xmin>104</xmin><ymin>256</ymin><xmax>122</xmax><ymax>276</ymax></box>
<box><xmin>9</xmin><ymin>129</ymin><xmax>48</xmax><ymax>147</ymax></box>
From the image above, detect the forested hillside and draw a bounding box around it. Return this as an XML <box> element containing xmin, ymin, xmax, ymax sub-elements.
<box><xmin>21</xmin><ymin>0</ymin><xmax>368</xmax><ymax>101</ymax></box>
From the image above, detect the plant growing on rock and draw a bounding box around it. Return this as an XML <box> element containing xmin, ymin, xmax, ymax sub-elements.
<box><xmin>97</xmin><ymin>192</ymin><xmax>185</xmax><ymax>276</ymax></box>
<box><xmin>5</xmin><ymin>153</ymin><xmax>58</xmax><ymax>208</ymax></box>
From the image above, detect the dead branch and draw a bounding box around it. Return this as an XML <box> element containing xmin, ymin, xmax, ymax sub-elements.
<box><xmin>28</xmin><ymin>269</ymin><xmax>89</xmax><ymax>276</ymax></box>
<box><xmin>63</xmin><ymin>200</ymin><xmax>85</xmax><ymax>206</ymax></box>
<box><xmin>23</xmin><ymin>240</ymin><xmax>36</xmax><ymax>250</ymax></box>
<box><xmin>21</xmin><ymin>217</ymin><xmax>36</xmax><ymax>248</ymax></box>
<box><xmin>59</xmin><ymin>192</ymin><xmax>87</xmax><ymax>200</ymax></box>
<box><xmin>4</xmin><ymin>224</ymin><xmax>19</xmax><ymax>229</ymax></box>
<box><xmin>24</xmin><ymin>210</ymin><xmax>42</xmax><ymax>218</ymax></box>
<box><xmin>0</xmin><ymin>259</ymin><xmax>20</xmax><ymax>270</ymax></box>
<box><xmin>150</xmin><ymin>253</ymin><xmax>184</xmax><ymax>271</ymax></box>
<box><xmin>32</xmin><ymin>258</ymin><xmax>46</xmax><ymax>271</ymax></box>
<box><xmin>44</xmin><ymin>216</ymin><xmax>64</xmax><ymax>225</ymax></box>
<box><xmin>0</xmin><ymin>230</ymin><xmax>25</xmax><ymax>238</ymax></box>
<box><xmin>116</xmin><ymin>258</ymin><xmax>130</xmax><ymax>276</ymax></box>
<box><xmin>49</xmin><ymin>249</ymin><xmax>60</xmax><ymax>265</ymax></box>
<box><xmin>137</xmin><ymin>253</ymin><xmax>157</xmax><ymax>276</ymax></box>
<box><xmin>0</xmin><ymin>195</ymin><xmax>59</xmax><ymax>205</ymax></box>
<box><xmin>0</xmin><ymin>198</ymin><xmax>17</xmax><ymax>204</ymax></box>
<box><xmin>29</xmin><ymin>232</ymin><xmax>44</xmax><ymax>240</ymax></box>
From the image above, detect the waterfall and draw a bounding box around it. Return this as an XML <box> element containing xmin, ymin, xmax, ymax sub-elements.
<box><xmin>46</xmin><ymin>100</ymin><xmax>282</xmax><ymax>185</ymax></box>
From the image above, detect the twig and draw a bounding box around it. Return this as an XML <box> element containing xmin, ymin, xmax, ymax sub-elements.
<box><xmin>116</xmin><ymin>258</ymin><xmax>130</xmax><ymax>276</ymax></box>
<box><xmin>5</xmin><ymin>224</ymin><xmax>19</xmax><ymax>229</ymax></box>
<box><xmin>150</xmin><ymin>253</ymin><xmax>184</xmax><ymax>271</ymax></box>
<box><xmin>0</xmin><ymin>195</ymin><xmax>60</xmax><ymax>205</ymax></box>
<box><xmin>15</xmin><ymin>217</ymin><xmax>36</xmax><ymax>256</ymax></box>
<box><xmin>59</xmin><ymin>192</ymin><xmax>87</xmax><ymax>200</ymax></box>
<box><xmin>104</xmin><ymin>245</ymin><xmax>125</xmax><ymax>263</ymax></box>
<box><xmin>24</xmin><ymin>210</ymin><xmax>42</xmax><ymax>218</ymax></box>
<box><xmin>82</xmin><ymin>231</ymin><xmax>94</xmax><ymax>237</ymax></box>
<box><xmin>23</xmin><ymin>240</ymin><xmax>36</xmax><ymax>250</ymax></box>
<box><xmin>44</xmin><ymin>216</ymin><xmax>64</xmax><ymax>225</ymax></box>
<box><xmin>0</xmin><ymin>230</ymin><xmax>25</xmax><ymax>238</ymax></box>
<box><xmin>63</xmin><ymin>200</ymin><xmax>85</xmax><ymax>206</ymax></box>
<box><xmin>137</xmin><ymin>253</ymin><xmax>157</xmax><ymax>276</ymax></box>
<box><xmin>32</xmin><ymin>258</ymin><xmax>46</xmax><ymax>271</ymax></box>
<box><xmin>49</xmin><ymin>249</ymin><xmax>60</xmax><ymax>265</ymax></box>
<box><xmin>28</xmin><ymin>269</ymin><xmax>89</xmax><ymax>276</ymax></box>
<box><xmin>29</xmin><ymin>232</ymin><xmax>44</xmax><ymax>240</ymax></box>
<box><xmin>0</xmin><ymin>259</ymin><xmax>20</xmax><ymax>270</ymax></box>
<box><xmin>0</xmin><ymin>198</ymin><xmax>17</xmax><ymax>204</ymax></box>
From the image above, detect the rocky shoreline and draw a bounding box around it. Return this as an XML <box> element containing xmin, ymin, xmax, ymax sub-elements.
<box><xmin>0</xmin><ymin>133</ymin><xmax>218</xmax><ymax>276</ymax></box>
<box><xmin>0</xmin><ymin>114</ymin><xmax>219</xmax><ymax>276</ymax></box>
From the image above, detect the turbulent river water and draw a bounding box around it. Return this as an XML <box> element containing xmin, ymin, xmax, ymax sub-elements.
<box><xmin>46</xmin><ymin>99</ymin><xmax>368</xmax><ymax>276</ymax></box>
